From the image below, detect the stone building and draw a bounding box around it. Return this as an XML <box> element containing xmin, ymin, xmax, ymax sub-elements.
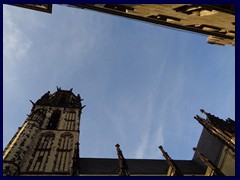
<box><xmin>193</xmin><ymin>109</ymin><xmax>235</xmax><ymax>176</ymax></box>
<box><xmin>12</xmin><ymin>4</ymin><xmax>235</xmax><ymax>46</ymax></box>
<box><xmin>3</xmin><ymin>88</ymin><xmax>84</xmax><ymax>176</ymax></box>
<box><xmin>3</xmin><ymin>89</ymin><xmax>235</xmax><ymax>176</ymax></box>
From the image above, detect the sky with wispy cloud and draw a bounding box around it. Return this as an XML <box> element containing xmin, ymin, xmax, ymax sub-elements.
<box><xmin>3</xmin><ymin>4</ymin><xmax>235</xmax><ymax>160</ymax></box>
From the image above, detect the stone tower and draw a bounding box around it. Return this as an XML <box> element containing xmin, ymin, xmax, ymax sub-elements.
<box><xmin>3</xmin><ymin>87</ymin><xmax>84</xmax><ymax>176</ymax></box>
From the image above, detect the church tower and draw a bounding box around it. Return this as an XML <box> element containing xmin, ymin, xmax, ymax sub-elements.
<box><xmin>3</xmin><ymin>87</ymin><xmax>84</xmax><ymax>176</ymax></box>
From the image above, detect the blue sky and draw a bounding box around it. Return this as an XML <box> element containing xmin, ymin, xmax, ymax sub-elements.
<box><xmin>3</xmin><ymin>4</ymin><xmax>235</xmax><ymax>160</ymax></box>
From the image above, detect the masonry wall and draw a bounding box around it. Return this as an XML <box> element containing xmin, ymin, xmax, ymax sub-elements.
<box><xmin>192</xmin><ymin>128</ymin><xmax>224</xmax><ymax>168</ymax></box>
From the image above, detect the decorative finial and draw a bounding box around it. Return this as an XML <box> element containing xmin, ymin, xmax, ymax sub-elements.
<box><xmin>115</xmin><ymin>144</ymin><xmax>120</xmax><ymax>148</ymax></box>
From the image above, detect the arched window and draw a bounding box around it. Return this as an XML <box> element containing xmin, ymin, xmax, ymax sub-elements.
<box><xmin>53</xmin><ymin>133</ymin><xmax>73</xmax><ymax>172</ymax></box>
<box><xmin>28</xmin><ymin>132</ymin><xmax>55</xmax><ymax>172</ymax></box>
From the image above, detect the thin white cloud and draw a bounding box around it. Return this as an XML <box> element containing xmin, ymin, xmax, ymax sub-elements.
<box><xmin>3</xmin><ymin>5</ymin><xmax>34</xmax><ymax>148</ymax></box>
<box><xmin>151</xmin><ymin>127</ymin><xmax>164</xmax><ymax>158</ymax></box>
<box><xmin>3</xmin><ymin>6</ymin><xmax>32</xmax><ymax>59</ymax></box>
<box><xmin>135</xmin><ymin>132</ymin><xmax>149</xmax><ymax>159</ymax></box>
<box><xmin>3</xmin><ymin>5</ymin><xmax>32</xmax><ymax>84</ymax></box>
<box><xmin>133</xmin><ymin>50</ymin><xmax>171</xmax><ymax>159</ymax></box>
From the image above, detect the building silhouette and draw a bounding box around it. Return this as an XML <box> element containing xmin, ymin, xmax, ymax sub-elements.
<box><xmin>12</xmin><ymin>4</ymin><xmax>235</xmax><ymax>46</ymax></box>
<box><xmin>3</xmin><ymin>89</ymin><xmax>235</xmax><ymax>176</ymax></box>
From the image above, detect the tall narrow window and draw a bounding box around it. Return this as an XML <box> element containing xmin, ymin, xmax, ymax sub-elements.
<box><xmin>47</xmin><ymin>110</ymin><xmax>61</xmax><ymax>130</ymax></box>
<box><xmin>28</xmin><ymin>132</ymin><xmax>55</xmax><ymax>172</ymax></box>
<box><xmin>64</xmin><ymin>112</ymin><xmax>76</xmax><ymax>131</ymax></box>
<box><xmin>53</xmin><ymin>133</ymin><xmax>73</xmax><ymax>172</ymax></box>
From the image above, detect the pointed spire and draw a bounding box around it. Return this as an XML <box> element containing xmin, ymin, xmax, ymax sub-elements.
<box><xmin>194</xmin><ymin>111</ymin><xmax>235</xmax><ymax>153</ymax></box>
<box><xmin>200</xmin><ymin>109</ymin><xmax>212</xmax><ymax>121</ymax></box>
<box><xmin>159</xmin><ymin>145</ymin><xmax>183</xmax><ymax>176</ymax></box>
<box><xmin>115</xmin><ymin>144</ymin><xmax>130</xmax><ymax>176</ymax></box>
<box><xmin>199</xmin><ymin>109</ymin><xmax>226</xmax><ymax>127</ymax></box>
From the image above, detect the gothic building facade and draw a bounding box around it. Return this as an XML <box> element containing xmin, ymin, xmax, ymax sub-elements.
<box><xmin>3</xmin><ymin>89</ymin><xmax>235</xmax><ymax>176</ymax></box>
<box><xmin>3</xmin><ymin>88</ymin><xmax>83</xmax><ymax>176</ymax></box>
